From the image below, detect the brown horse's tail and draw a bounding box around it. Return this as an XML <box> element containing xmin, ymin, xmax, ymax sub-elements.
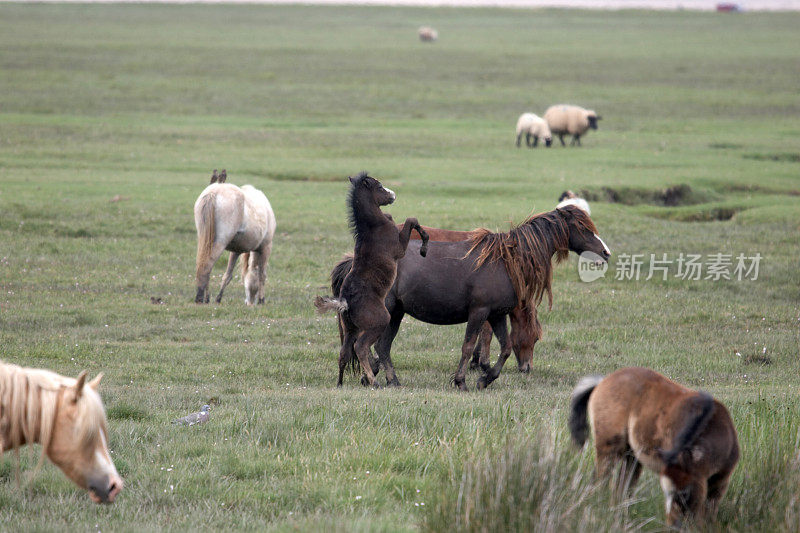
<box><xmin>569</xmin><ymin>374</ymin><xmax>604</xmax><ymax>447</ymax></box>
<box><xmin>314</xmin><ymin>296</ymin><xmax>348</xmax><ymax>314</ymax></box>
<box><xmin>657</xmin><ymin>392</ymin><xmax>715</xmax><ymax>466</ymax></box>
<box><xmin>196</xmin><ymin>192</ymin><xmax>217</xmax><ymax>278</ymax></box>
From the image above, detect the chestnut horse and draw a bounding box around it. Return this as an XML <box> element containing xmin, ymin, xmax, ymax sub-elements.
<box><xmin>315</xmin><ymin>173</ymin><xmax>428</xmax><ymax>387</ymax></box>
<box><xmin>0</xmin><ymin>361</ymin><xmax>123</xmax><ymax>503</ymax></box>
<box><xmin>569</xmin><ymin>367</ymin><xmax>739</xmax><ymax>527</ymax></box>
<box><xmin>194</xmin><ymin>170</ymin><xmax>277</xmax><ymax>305</ymax></box>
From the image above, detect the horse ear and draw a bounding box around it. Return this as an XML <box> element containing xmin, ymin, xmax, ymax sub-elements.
<box><xmin>72</xmin><ymin>370</ymin><xmax>88</xmax><ymax>402</ymax></box>
<box><xmin>349</xmin><ymin>176</ymin><xmax>356</xmax><ymax>185</ymax></box>
<box><xmin>89</xmin><ymin>372</ymin><xmax>104</xmax><ymax>391</ymax></box>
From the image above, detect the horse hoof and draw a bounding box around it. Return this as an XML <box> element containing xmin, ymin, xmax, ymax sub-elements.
<box><xmin>257</xmin><ymin>298</ymin><xmax>265</xmax><ymax>305</ymax></box>
<box><xmin>386</xmin><ymin>378</ymin><xmax>401</xmax><ymax>387</ymax></box>
<box><xmin>519</xmin><ymin>365</ymin><xmax>531</xmax><ymax>374</ymax></box>
<box><xmin>476</xmin><ymin>377</ymin><xmax>489</xmax><ymax>390</ymax></box>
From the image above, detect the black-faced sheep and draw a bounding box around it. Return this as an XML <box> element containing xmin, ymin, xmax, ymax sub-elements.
<box><xmin>543</xmin><ymin>105</ymin><xmax>601</xmax><ymax>147</ymax></box>
<box><xmin>418</xmin><ymin>27</ymin><xmax>438</xmax><ymax>42</ymax></box>
<box><xmin>515</xmin><ymin>113</ymin><xmax>552</xmax><ymax>148</ymax></box>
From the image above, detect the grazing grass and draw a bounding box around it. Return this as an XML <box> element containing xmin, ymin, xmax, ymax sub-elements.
<box><xmin>0</xmin><ymin>3</ymin><xmax>799</xmax><ymax>531</ymax></box>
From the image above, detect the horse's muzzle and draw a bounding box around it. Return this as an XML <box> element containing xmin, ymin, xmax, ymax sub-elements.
<box><xmin>89</xmin><ymin>474</ymin><xmax>123</xmax><ymax>504</ymax></box>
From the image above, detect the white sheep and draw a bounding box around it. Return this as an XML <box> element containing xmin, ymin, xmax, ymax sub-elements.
<box><xmin>556</xmin><ymin>190</ymin><xmax>591</xmax><ymax>215</ymax></box>
<box><xmin>543</xmin><ymin>105</ymin><xmax>601</xmax><ymax>147</ymax></box>
<box><xmin>418</xmin><ymin>27</ymin><xmax>438</xmax><ymax>42</ymax></box>
<box><xmin>515</xmin><ymin>112</ymin><xmax>552</xmax><ymax>148</ymax></box>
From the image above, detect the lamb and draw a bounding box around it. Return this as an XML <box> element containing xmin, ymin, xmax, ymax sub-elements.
<box><xmin>556</xmin><ymin>190</ymin><xmax>591</xmax><ymax>215</ymax></box>
<box><xmin>543</xmin><ymin>105</ymin><xmax>601</xmax><ymax>147</ymax></box>
<box><xmin>515</xmin><ymin>113</ymin><xmax>552</xmax><ymax>148</ymax></box>
<box><xmin>418</xmin><ymin>26</ymin><xmax>438</xmax><ymax>42</ymax></box>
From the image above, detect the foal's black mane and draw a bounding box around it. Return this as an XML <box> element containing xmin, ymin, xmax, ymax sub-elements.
<box><xmin>347</xmin><ymin>171</ymin><xmax>384</xmax><ymax>243</ymax></box>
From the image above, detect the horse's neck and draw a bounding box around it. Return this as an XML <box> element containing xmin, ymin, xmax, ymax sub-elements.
<box><xmin>351</xmin><ymin>198</ymin><xmax>390</xmax><ymax>242</ymax></box>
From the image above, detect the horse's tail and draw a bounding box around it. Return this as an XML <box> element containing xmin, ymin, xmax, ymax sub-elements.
<box><xmin>569</xmin><ymin>374</ymin><xmax>604</xmax><ymax>447</ymax></box>
<box><xmin>330</xmin><ymin>253</ymin><xmax>354</xmax><ymax>297</ymax></box>
<box><xmin>314</xmin><ymin>296</ymin><xmax>348</xmax><ymax>314</ymax></box>
<box><xmin>657</xmin><ymin>392</ymin><xmax>715</xmax><ymax>466</ymax></box>
<box><xmin>195</xmin><ymin>192</ymin><xmax>217</xmax><ymax>276</ymax></box>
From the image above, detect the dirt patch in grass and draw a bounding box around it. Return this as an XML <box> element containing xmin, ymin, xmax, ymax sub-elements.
<box><xmin>742</xmin><ymin>152</ymin><xmax>800</xmax><ymax>163</ymax></box>
<box><xmin>580</xmin><ymin>184</ymin><xmax>712</xmax><ymax>207</ymax></box>
<box><xmin>243</xmin><ymin>170</ymin><xmax>342</xmax><ymax>182</ymax></box>
<box><xmin>709</xmin><ymin>142</ymin><xmax>744</xmax><ymax>150</ymax></box>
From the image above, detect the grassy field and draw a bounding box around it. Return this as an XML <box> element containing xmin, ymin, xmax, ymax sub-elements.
<box><xmin>1</xmin><ymin>3</ymin><xmax>799</xmax><ymax>531</ymax></box>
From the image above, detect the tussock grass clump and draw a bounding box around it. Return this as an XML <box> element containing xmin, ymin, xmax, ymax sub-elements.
<box><xmin>422</xmin><ymin>426</ymin><xmax>653</xmax><ymax>533</ymax></box>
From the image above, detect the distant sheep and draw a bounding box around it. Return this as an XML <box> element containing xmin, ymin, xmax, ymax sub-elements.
<box><xmin>418</xmin><ymin>26</ymin><xmax>438</xmax><ymax>42</ymax></box>
<box><xmin>515</xmin><ymin>113</ymin><xmax>552</xmax><ymax>148</ymax></box>
<box><xmin>543</xmin><ymin>105</ymin><xmax>601</xmax><ymax>147</ymax></box>
<box><xmin>557</xmin><ymin>190</ymin><xmax>591</xmax><ymax>215</ymax></box>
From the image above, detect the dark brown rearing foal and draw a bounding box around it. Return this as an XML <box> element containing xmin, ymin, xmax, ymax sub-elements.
<box><xmin>315</xmin><ymin>173</ymin><xmax>429</xmax><ymax>387</ymax></box>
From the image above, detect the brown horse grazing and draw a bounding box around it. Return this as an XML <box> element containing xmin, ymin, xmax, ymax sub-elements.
<box><xmin>315</xmin><ymin>173</ymin><xmax>429</xmax><ymax>387</ymax></box>
<box><xmin>334</xmin><ymin>205</ymin><xmax>609</xmax><ymax>389</ymax></box>
<box><xmin>0</xmin><ymin>361</ymin><xmax>123</xmax><ymax>503</ymax></box>
<box><xmin>569</xmin><ymin>367</ymin><xmax>739</xmax><ymax>528</ymax></box>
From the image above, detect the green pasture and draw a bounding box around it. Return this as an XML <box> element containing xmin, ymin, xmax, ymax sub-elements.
<box><xmin>0</xmin><ymin>4</ymin><xmax>799</xmax><ymax>531</ymax></box>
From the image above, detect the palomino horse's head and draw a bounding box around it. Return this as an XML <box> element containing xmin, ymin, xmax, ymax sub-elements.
<box><xmin>557</xmin><ymin>204</ymin><xmax>611</xmax><ymax>264</ymax></box>
<box><xmin>349</xmin><ymin>173</ymin><xmax>396</xmax><ymax>207</ymax></box>
<box><xmin>49</xmin><ymin>371</ymin><xmax>123</xmax><ymax>504</ymax></box>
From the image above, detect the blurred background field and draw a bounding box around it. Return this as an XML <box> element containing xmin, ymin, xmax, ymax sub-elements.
<box><xmin>0</xmin><ymin>4</ymin><xmax>799</xmax><ymax>531</ymax></box>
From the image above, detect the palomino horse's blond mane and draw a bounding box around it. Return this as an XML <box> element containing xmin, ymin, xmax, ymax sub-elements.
<box><xmin>0</xmin><ymin>361</ymin><xmax>105</xmax><ymax>482</ymax></box>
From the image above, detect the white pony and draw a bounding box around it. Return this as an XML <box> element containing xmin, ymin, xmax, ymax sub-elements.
<box><xmin>557</xmin><ymin>190</ymin><xmax>591</xmax><ymax>216</ymax></box>
<box><xmin>194</xmin><ymin>172</ymin><xmax>277</xmax><ymax>305</ymax></box>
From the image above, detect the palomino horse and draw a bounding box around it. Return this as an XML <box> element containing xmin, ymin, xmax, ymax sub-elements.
<box><xmin>0</xmin><ymin>361</ymin><xmax>122</xmax><ymax>503</ymax></box>
<box><xmin>194</xmin><ymin>171</ymin><xmax>277</xmax><ymax>305</ymax></box>
<box><xmin>569</xmin><ymin>367</ymin><xmax>739</xmax><ymax>527</ymax></box>
<box><xmin>331</xmin><ymin>205</ymin><xmax>609</xmax><ymax>389</ymax></box>
<box><xmin>315</xmin><ymin>172</ymin><xmax>428</xmax><ymax>387</ymax></box>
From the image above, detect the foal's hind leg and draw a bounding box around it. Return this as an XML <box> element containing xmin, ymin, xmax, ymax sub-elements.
<box><xmin>374</xmin><ymin>305</ymin><xmax>405</xmax><ymax>386</ymax></box>
<box><xmin>476</xmin><ymin>315</ymin><xmax>512</xmax><ymax>390</ymax></box>
<box><xmin>354</xmin><ymin>326</ymin><xmax>385</xmax><ymax>388</ymax></box>
<box><xmin>215</xmin><ymin>252</ymin><xmax>241</xmax><ymax>304</ymax></box>
<box><xmin>338</xmin><ymin>320</ymin><xmax>358</xmax><ymax>387</ymax></box>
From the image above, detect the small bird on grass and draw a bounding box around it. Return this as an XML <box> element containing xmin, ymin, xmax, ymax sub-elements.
<box><xmin>172</xmin><ymin>405</ymin><xmax>211</xmax><ymax>426</ymax></box>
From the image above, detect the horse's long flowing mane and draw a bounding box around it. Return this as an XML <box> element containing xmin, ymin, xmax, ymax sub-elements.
<box><xmin>0</xmin><ymin>361</ymin><xmax>104</xmax><ymax>473</ymax></box>
<box><xmin>466</xmin><ymin>207</ymin><xmax>597</xmax><ymax>310</ymax></box>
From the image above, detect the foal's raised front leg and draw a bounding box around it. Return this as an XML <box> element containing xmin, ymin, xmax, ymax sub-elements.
<box><xmin>399</xmin><ymin>218</ymin><xmax>429</xmax><ymax>257</ymax></box>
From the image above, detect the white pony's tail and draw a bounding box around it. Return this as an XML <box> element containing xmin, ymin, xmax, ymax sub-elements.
<box><xmin>314</xmin><ymin>296</ymin><xmax>348</xmax><ymax>314</ymax></box>
<box><xmin>195</xmin><ymin>192</ymin><xmax>217</xmax><ymax>277</ymax></box>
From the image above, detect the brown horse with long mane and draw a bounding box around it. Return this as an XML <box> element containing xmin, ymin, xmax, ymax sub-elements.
<box><xmin>315</xmin><ymin>173</ymin><xmax>429</xmax><ymax>387</ymax></box>
<box><xmin>396</xmin><ymin>223</ymin><xmax>540</xmax><ymax>374</ymax></box>
<box><xmin>0</xmin><ymin>360</ymin><xmax>123</xmax><ymax>503</ymax></box>
<box><xmin>333</xmin><ymin>205</ymin><xmax>610</xmax><ymax>389</ymax></box>
<box><xmin>569</xmin><ymin>367</ymin><xmax>739</xmax><ymax>527</ymax></box>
